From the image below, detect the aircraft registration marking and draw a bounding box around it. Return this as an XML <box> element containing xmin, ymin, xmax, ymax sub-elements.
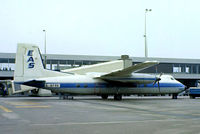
<box><xmin>46</xmin><ymin>83</ymin><xmax>60</xmax><ymax>88</ymax></box>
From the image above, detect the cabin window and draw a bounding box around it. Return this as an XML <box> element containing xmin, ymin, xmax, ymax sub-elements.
<box><xmin>84</xmin><ymin>84</ymin><xmax>88</xmax><ymax>88</ymax></box>
<box><xmin>76</xmin><ymin>84</ymin><xmax>80</xmax><ymax>88</ymax></box>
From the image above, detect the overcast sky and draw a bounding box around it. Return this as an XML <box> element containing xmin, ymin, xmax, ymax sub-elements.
<box><xmin>0</xmin><ymin>0</ymin><xmax>199</xmax><ymax>58</ymax></box>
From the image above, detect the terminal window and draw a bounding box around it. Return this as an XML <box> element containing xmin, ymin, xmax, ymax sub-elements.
<box><xmin>173</xmin><ymin>67</ymin><xmax>181</xmax><ymax>73</ymax></box>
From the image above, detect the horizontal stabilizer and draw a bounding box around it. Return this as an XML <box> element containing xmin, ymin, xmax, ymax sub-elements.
<box><xmin>22</xmin><ymin>80</ymin><xmax>46</xmax><ymax>88</ymax></box>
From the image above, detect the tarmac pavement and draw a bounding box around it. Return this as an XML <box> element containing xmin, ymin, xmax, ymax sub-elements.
<box><xmin>0</xmin><ymin>96</ymin><xmax>200</xmax><ymax>134</ymax></box>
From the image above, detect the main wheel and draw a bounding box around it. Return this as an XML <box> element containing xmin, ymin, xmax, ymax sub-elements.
<box><xmin>172</xmin><ymin>93</ymin><xmax>178</xmax><ymax>99</ymax></box>
<box><xmin>114</xmin><ymin>94</ymin><xmax>122</xmax><ymax>100</ymax></box>
<box><xmin>101</xmin><ymin>94</ymin><xmax>108</xmax><ymax>100</ymax></box>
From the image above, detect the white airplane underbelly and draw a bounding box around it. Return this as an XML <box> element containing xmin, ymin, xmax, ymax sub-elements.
<box><xmin>48</xmin><ymin>86</ymin><xmax>184</xmax><ymax>95</ymax></box>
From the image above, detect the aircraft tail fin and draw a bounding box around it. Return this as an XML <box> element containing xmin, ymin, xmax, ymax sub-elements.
<box><xmin>14</xmin><ymin>43</ymin><xmax>46</xmax><ymax>81</ymax></box>
<box><xmin>14</xmin><ymin>43</ymin><xmax>68</xmax><ymax>82</ymax></box>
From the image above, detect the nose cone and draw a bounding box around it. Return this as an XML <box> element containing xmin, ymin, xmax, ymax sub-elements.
<box><xmin>178</xmin><ymin>82</ymin><xmax>186</xmax><ymax>91</ymax></box>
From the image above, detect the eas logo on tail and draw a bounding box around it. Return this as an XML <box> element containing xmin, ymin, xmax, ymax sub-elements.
<box><xmin>27</xmin><ymin>50</ymin><xmax>35</xmax><ymax>68</ymax></box>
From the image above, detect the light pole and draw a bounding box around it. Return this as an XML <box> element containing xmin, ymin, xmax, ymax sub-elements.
<box><xmin>144</xmin><ymin>9</ymin><xmax>152</xmax><ymax>58</ymax></box>
<box><xmin>43</xmin><ymin>29</ymin><xmax>47</xmax><ymax>69</ymax></box>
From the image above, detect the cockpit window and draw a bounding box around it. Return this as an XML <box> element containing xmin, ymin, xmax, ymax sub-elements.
<box><xmin>170</xmin><ymin>77</ymin><xmax>175</xmax><ymax>80</ymax></box>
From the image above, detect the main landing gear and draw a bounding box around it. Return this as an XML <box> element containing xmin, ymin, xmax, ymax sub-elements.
<box><xmin>101</xmin><ymin>94</ymin><xmax>122</xmax><ymax>100</ymax></box>
<box><xmin>172</xmin><ymin>93</ymin><xmax>178</xmax><ymax>99</ymax></box>
<box><xmin>114</xmin><ymin>94</ymin><xmax>122</xmax><ymax>100</ymax></box>
<box><xmin>59</xmin><ymin>93</ymin><xmax>74</xmax><ymax>100</ymax></box>
<box><xmin>101</xmin><ymin>94</ymin><xmax>108</xmax><ymax>100</ymax></box>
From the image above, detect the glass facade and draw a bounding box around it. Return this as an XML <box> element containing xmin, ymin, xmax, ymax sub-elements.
<box><xmin>138</xmin><ymin>62</ymin><xmax>200</xmax><ymax>74</ymax></box>
<box><xmin>0</xmin><ymin>58</ymin><xmax>15</xmax><ymax>71</ymax></box>
<box><xmin>172</xmin><ymin>64</ymin><xmax>200</xmax><ymax>74</ymax></box>
<box><xmin>1</xmin><ymin>56</ymin><xmax>200</xmax><ymax>75</ymax></box>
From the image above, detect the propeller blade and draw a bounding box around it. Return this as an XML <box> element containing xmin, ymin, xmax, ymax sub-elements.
<box><xmin>158</xmin><ymin>73</ymin><xmax>162</xmax><ymax>93</ymax></box>
<box><xmin>153</xmin><ymin>80</ymin><xmax>156</xmax><ymax>85</ymax></box>
<box><xmin>153</xmin><ymin>77</ymin><xmax>161</xmax><ymax>85</ymax></box>
<box><xmin>158</xmin><ymin>81</ymin><xmax>160</xmax><ymax>93</ymax></box>
<box><xmin>153</xmin><ymin>73</ymin><xmax>162</xmax><ymax>93</ymax></box>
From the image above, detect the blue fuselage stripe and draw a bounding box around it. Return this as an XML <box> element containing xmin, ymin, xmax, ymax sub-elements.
<box><xmin>45</xmin><ymin>82</ymin><xmax>184</xmax><ymax>88</ymax></box>
<box><xmin>15</xmin><ymin>81</ymin><xmax>184</xmax><ymax>89</ymax></box>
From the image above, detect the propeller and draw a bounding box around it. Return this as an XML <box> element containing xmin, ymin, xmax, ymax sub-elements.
<box><xmin>153</xmin><ymin>73</ymin><xmax>163</xmax><ymax>93</ymax></box>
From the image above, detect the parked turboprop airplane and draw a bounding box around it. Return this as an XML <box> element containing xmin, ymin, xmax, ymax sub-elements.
<box><xmin>13</xmin><ymin>43</ymin><xmax>185</xmax><ymax>100</ymax></box>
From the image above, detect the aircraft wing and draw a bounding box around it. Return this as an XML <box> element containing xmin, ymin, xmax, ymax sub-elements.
<box><xmin>96</xmin><ymin>61</ymin><xmax>159</xmax><ymax>81</ymax></box>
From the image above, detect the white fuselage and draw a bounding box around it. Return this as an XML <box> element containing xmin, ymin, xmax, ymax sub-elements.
<box><xmin>39</xmin><ymin>74</ymin><xmax>185</xmax><ymax>95</ymax></box>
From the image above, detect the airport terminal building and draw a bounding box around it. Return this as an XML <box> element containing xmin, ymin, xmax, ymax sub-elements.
<box><xmin>1</xmin><ymin>52</ymin><xmax>200</xmax><ymax>87</ymax></box>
